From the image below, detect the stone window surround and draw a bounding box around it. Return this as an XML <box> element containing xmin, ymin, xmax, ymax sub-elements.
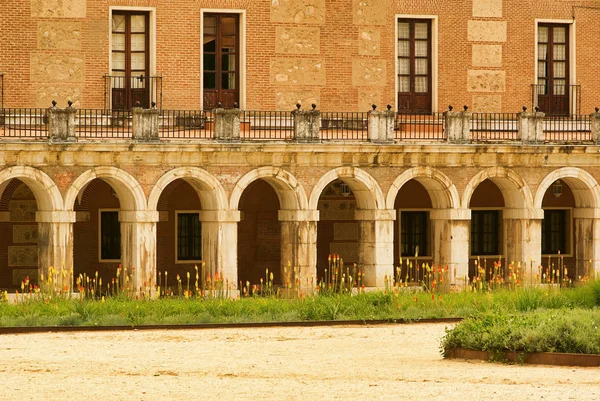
<box><xmin>541</xmin><ymin>206</ymin><xmax>573</xmax><ymax>257</ymax></box>
<box><xmin>200</xmin><ymin>8</ymin><xmax>247</xmax><ymax>110</ymax></box>
<box><xmin>108</xmin><ymin>6</ymin><xmax>157</xmax><ymax>110</ymax></box>
<box><xmin>395</xmin><ymin>14</ymin><xmax>438</xmax><ymax>113</ymax></box>
<box><xmin>533</xmin><ymin>19</ymin><xmax>576</xmax><ymax>115</ymax></box>
<box><xmin>98</xmin><ymin>208</ymin><xmax>121</xmax><ymax>263</ymax></box>
<box><xmin>175</xmin><ymin>210</ymin><xmax>202</xmax><ymax>264</ymax></box>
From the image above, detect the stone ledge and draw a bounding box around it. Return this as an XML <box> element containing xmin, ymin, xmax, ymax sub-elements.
<box><xmin>445</xmin><ymin>348</ymin><xmax>600</xmax><ymax>367</ymax></box>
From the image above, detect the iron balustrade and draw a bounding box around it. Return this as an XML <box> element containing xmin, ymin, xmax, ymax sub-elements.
<box><xmin>103</xmin><ymin>75</ymin><xmax>163</xmax><ymax>110</ymax></box>
<box><xmin>531</xmin><ymin>84</ymin><xmax>581</xmax><ymax>116</ymax></box>
<box><xmin>1</xmin><ymin>72</ymin><xmax>4</xmax><ymax>111</ymax></box>
<box><xmin>320</xmin><ymin>112</ymin><xmax>368</xmax><ymax>141</ymax></box>
<box><xmin>240</xmin><ymin>110</ymin><xmax>294</xmax><ymax>140</ymax></box>
<box><xmin>75</xmin><ymin>109</ymin><xmax>132</xmax><ymax>139</ymax></box>
<box><xmin>0</xmin><ymin>108</ymin><xmax>48</xmax><ymax>139</ymax></box>
<box><xmin>395</xmin><ymin>112</ymin><xmax>445</xmax><ymax>140</ymax></box>
<box><xmin>543</xmin><ymin>114</ymin><xmax>592</xmax><ymax>143</ymax></box>
<box><xmin>159</xmin><ymin>110</ymin><xmax>214</xmax><ymax>139</ymax></box>
<box><xmin>470</xmin><ymin>113</ymin><xmax>520</xmax><ymax>142</ymax></box>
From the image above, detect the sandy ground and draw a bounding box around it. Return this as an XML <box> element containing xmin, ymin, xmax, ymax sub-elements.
<box><xmin>0</xmin><ymin>323</ymin><xmax>598</xmax><ymax>401</ymax></box>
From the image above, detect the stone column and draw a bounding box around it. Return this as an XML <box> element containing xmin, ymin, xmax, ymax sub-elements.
<box><xmin>503</xmin><ymin>208</ymin><xmax>543</xmax><ymax>283</ymax></box>
<box><xmin>443</xmin><ymin>107</ymin><xmax>471</xmax><ymax>143</ymax></box>
<box><xmin>573</xmin><ymin>208</ymin><xmax>600</xmax><ymax>281</ymax></box>
<box><xmin>590</xmin><ymin>109</ymin><xmax>600</xmax><ymax>144</ymax></box>
<box><xmin>36</xmin><ymin>211</ymin><xmax>76</xmax><ymax>291</ymax></box>
<box><xmin>354</xmin><ymin>209</ymin><xmax>396</xmax><ymax>287</ymax></box>
<box><xmin>519</xmin><ymin>109</ymin><xmax>545</xmax><ymax>144</ymax></box>
<box><xmin>367</xmin><ymin>105</ymin><xmax>395</xmax><ymax>143</ymax></box>
<box><xmin>292</xmin><ymin>104</ymin><xmax>320</xmax><ymax>142</ymax></box>
<box><xmin>47</xmin><ymin>101</ymin><xmax>77</xmax><ymax>142</ymax></box>
<box><xmin>198</xmin><ymin>210</ymin><xmax>241</xmax><ymax>291</ymax></box>
<box><xmin>429</xmin><ymin>209</ymin><xmax>470</xmax><ymax>288</ymax></box>
<box><xmin>278</xmin><ymin>210</ymin><xmax>319</xmax><ymax>289</ymax></box>
<box><xmin>132</xmin><ymin>107</ymin><xmax>160</xmax><ymax>141</ymax></box>
<box><xmin>214</xmin><ymin>108</ymin><xmax>241</xmax><ymax>141</ymax></box>
<box><xmin>119</xmin><ymin>211</ymin><xmax>159</xmax><ymax>294</ymax></box>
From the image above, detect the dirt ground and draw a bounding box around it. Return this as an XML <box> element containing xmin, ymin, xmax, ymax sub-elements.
<box><xmin>0</xmin><ymin>323</ymin><xmax>598</xmax><ymax>401</ymax></box>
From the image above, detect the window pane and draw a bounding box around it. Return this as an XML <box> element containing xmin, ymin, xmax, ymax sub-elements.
<box><xmin>204</xmin><ymin>16</ymin><xmax>216</xmax><ymax>36</ymax></box>
<box><xmin>415</xmin><ymin>59</ymin><xmax>428</xmax><ymax>75</ymax></box>
<box><xmin>131</xmin><ymin>15</ymin><xmax>146</xmax><ymax>33</ymax></box>
<box><xmin>204</xmin><ymin>72</ymin><xmax>216</xmax><ymax>89</ymax></box>
<box><xmin>398</xmin><ymin>41</ymin><xmax>410</xmax><ymax>57</ymax></box>
<box><xmin>537</xmin><ymin>44</ymin><xmax>548</xmax><ymax>60</ymax></box>
<box><xmin>398</xmin><ymin>76</ymin><xmax>410</xmax><ymax>92</ymax></box>
<box><xmin>537</xmin><ymin>79</ymin><xmax>547</xmax><ymax>94</ymax></box>
<box><xmin>398</xmin><ymin>58</ymin><xmax>410</xmax><ymax>74</ymax></box>
<box><xmin>222</xmin><ymin>73</ymin><xmax>236</xmax><ymax>90</ymax></box>
<box><xmin>204</xmin><ymin>37</ymin><xmax>216</xmax><ymax>53</ymax></box>
<box><xmin>415</xmin><ymin>23</ymin><xmax>428</xmax><ymax>39</ymax></box>
<box><xmin>415</xmin><ymin>77</ymin><xmax>428</xmax><ymax>93</ymax></box>
<box><xmin>131</xmin><ymin>53</ymin><xmax>145</xmax><ymax>70</ymax></box>
<box><xmin>204</xmin><ymin>54</ymin><xmax>216</xmax><ymax>71</ymax></box>
<box><xmin>398</xmin><ymin>22</ymin><xmax>410</xmax><ymax>39</ymax></box>
<box><xmin>554</xmin><ymin>80</ymin><xmax>566</xmax><ymax>95</ymax></box>
<box><xmin>131</xmin><ymin>34</ymin><xmax>145</xmax><ymax>52</ymax></box>
<box><xmin>222</xmin><ymin>36</ymin><xmax>236</xmax><ymax>52</ymax></box>
<box><xmin>554</xmin><ymin>61</ymin><xmax>566</xmax><ymax>78</ymax></box>
<box><xmin>112</xmin><ymin>15</ymin><xmax>125</xmax><ymax>33</ymax></box>
<box><xmin>415</xmin><ymin>40</ymin><xmax>428</xmax><ymax>57</ymax></box>
<box><xmin>178</xmin><ymin>213</ymin><xmax>201</xmax><ymax>261</ymax></box>
<box><xmin>101</xmin><ymin>211</ymin><xmax>121</xmax><ymax>260</ymax></box>
<box><xmin>221</xmin><ymin>17</ymin><xmax>236</xmax><ymax>36</ymax></box>
<box><xmin>222</xmin><ymin>54</ymin><xmax>236</xmax><ymax>72</ymax></box>
<box><xmin>538</xmin><ymin>61</ymin><xmax>547</xmax><ymax>78</ymax></box>
<box><xmin>112</xmin><ymin>52</ymin><xmax>125</xmax><ymax>70</ymax></box>
<box><xmin>553</xmin><ymin>44</ymin><xmax>566</xmax><ymax>61</ymax></box>
<box><xmin>538</xmin><ymin>26</ymin><xmax>548</xmax><ymax>43</ymax></box>
<box><xmin>553</xmin><ymin>27</ymin><xmax>566</xmax><ymax>43</ymax></box>
<box><xmin>112</xmin><ymin>33</ymin><xmax>125</xmax><ymax>51</ymax></box>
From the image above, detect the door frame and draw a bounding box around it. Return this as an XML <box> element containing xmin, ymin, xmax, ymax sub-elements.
<box><xmin>395</xmin><ymin>14</ymin><xmax>438</xmax><ymax>113</ymax></box>
<box><xmin>200</xmin><ymin>9</ymin><xmax>247</xmax><ymax>110</ymax></box>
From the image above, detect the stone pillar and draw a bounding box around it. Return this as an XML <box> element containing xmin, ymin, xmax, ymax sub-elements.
<box><xmin>519</xmin><ymin>109</ymin><xmax>545</xmax><ymax>144</ymax></box>
<box><xmin>119</xmin><ymin>211</ymin><xmax>159</xmax><ymax>294</ymax></box>
<box><xmin>132</xmin><ymin>107</ymin><xmax>160</xmax><ymax>141</ymax></box>
<box><xmin>443</xmin><ymin>107</ymin><xmax>471</xmax><ymax>143</ymax></box>
<box><xmin>367</xmin><ymin>105</ymin><xmax>395</xmax><ymax>143</ymax></box>
<box><xmin>47</xmin><ymin>101</ymin><xmax>76</xmax><ymax>142</ymax></box>
<box><xmin>429</xmin><ymin>209</ymin><xmax>470</xmax><ymax>288</ymax></box>
<box><xmin>36</xmin><ymin>211</ymin><xmax>76</xmax><ymax>291</ymax></box>
<box><xmin>590</xmin><ymin>109</ymin><xmax>600</xmax><ymax>144</ymax></box>
<box><xmin>573</xmin><ymin>208</ymin><xmax>600</xmax><ymax>281</ymax></box>
<box><xmin>214</xmin><ymin>108</ymin><xmax>241</xmax><ymax>141</ymax></box>
<box><xmin>503</xmin><ymin>208</ymin><xmax>543</xmax><ymax>283</ymax></box>
<box><xmin>278</xmin><ymin>210</ymin><xmax>319</xmax><ymax>289</ymax></box>
<box><xmin>198</xmin><ymin>210</ymin><xmax>241</xmax><ymax>291</ymax></box>
<box><xmin>292</xmin><ymin>105</ymin><xmax>320</xmax><ymax>142</ymax></box>
<box><xmin>354</xmin><ymin>209</ymin><xmax>396</xmax><ymax>287</ymax></box>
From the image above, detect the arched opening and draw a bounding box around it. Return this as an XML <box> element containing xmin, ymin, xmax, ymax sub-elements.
<box><xmin>393</xmin><ymin>180</ymin><xmax>433</xmax><ymax>283</ymax></box>
<box><xmin>0</xmin><ymin>180</ymin><xmax>40</xmax><ymax>290</ymax></box>
<box><xmin>469</xmin><ymin>179</ymin><xmax>505</xmax><ymax>279</ymax></box>
<box><xmin>155</xmin><ymin>179</ymin><xmax>202</xmax><ymax>292</ymax></box>
<box><xmin>237</xmin><ymin>179</ymin><xmax>281</xmax><ymax>286</ymax></box>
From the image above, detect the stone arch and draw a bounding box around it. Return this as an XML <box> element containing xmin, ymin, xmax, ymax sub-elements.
<box><xmin>148</xmin><ymin>167</ymin><xmax>228</xmax><ymax>211</ymax></box>
<box><xmin>64</xmin><ymin>167</ymin><xmax>146</xmax><ymax>211</ymax></box>
<box><xmin>386</xmin><ymin>167</ymin><xmax>460</xmax><ymax>210</ymax></box>
<box><xmin>309</xmin><ymin>167</ymin><xmax>385</xmax><ymax>210</ymax></box>
<box><xmin>0</xmin><ymin>166</ymin><xmax>63</xmax><ymax>211</ymax></box>
<box><xmin>462</xmin><ymin>167</ymin><xmax>533</xmax><ymax>210</ymax></box>
<box><xmin>534</xmin><ymin>167</ymin><xmax>600</xmax><ymax>209</ymax></box>
<box><xmin>230</xmin><ymin>167</ymin><xmax>308</xmax><ymax>211</ymax></box>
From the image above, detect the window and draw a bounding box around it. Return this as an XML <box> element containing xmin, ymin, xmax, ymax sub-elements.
<box><xmin>397</xmin><ymin>19</ymin><xmax>432</xmax><ymax>114</ymax></box>
<box><xmin>536</xmin><ymin>24</ymin><xmax>571</xmax><ymax>116</ymax></box>
<box><xmin>401</xmin><ymin>211</ymin><xmax>428</xmax><ymax>256</ymax></box>
<box><xmin>177</xmin><ymin>212</ymin><xmax>202</xmax><ymax>261</ymax></box>
<box><xmin>203</xmin><ymin>14</ymin><xmax>239</xmax><ymax>109</ymax></box>
<box><xmin>100</xmin><ymin>210</ymin><xmax>121</xmax><ymax>261</ymax></box>
<box><xmin>111</xmin><ymin>11</ymin><xmax>150</xmax><ymax>109</ymax></box>
<box><xmin>542</xmin><ymin>209</ymin><xmax>569</xmax><ymax>254</ymax></box>
<box><xmin>471</xmin><ymin>210</ymin><xmax>500</xmax><ymax>256</ymax></box>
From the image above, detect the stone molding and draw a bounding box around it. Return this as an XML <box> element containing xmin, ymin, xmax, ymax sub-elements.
<box><xmin>502</xmin><ymin>208</ymin><xmax>544</xmax><ymax>220</ymax></box>
<box><xmin>119</xmin><ymin>210</ymin><xmax>160</xmax><ymax>223</ymax></box>
<box><xmin>35</xmin><ymin>211</ymin><xmax>76</xmax><ymax>223</ymax></box>
<box><xmin>429</xmin><ymin>208</ymin><xmax>471</xmax><ymax>221</ymax></box>
<box><xmin>278</xmin><ymin>209</ymin><xmax>319</xmax><ymax>221</ymax></box>
<box><xmin>354</xmin><ymin>209</ymin><xmax>396</xmax><ymax>221</ymax></box>
<box><xmin>198</xmin><ymin>210</ymin><xmax>241</xmax><ymax>222</ymax></box>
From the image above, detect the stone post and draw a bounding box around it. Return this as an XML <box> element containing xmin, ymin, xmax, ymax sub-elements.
<box><xmin>429</xmin><ymin>208</ymin><xmax>470</xmax><ymax>289</ymax></box>
<box><xmin>278</xmin><ymin>210</ymin><xmax>319</xmax><ymax>290</ymax></box>
<box><xmin>292</xmin><ymin>104</ymin><xmax>320</xmax><ymax>142</ymax></box>
<box><xmin>198</xmin><ymin>210</ymin><xmax>241</xmax><ymax>295</ymax></box>
<box><xmin>367</xmin><ymin>105</ymin><xmax>395</xmax><ymax>143</ymax></box>
<box><xmin>214</xmin><ymin>108</ymin><xmax>241</xmax><ymax>141</ymax></box>
<box><xmin>503</xmin><ymin>208</ymin><xmax>543</xmax><ymax>283</ymax></box>
<box><xmin>443</xmin><ymin>106</ymin><xmax>471</xmax><ymax>143</ymax></box>
<box><xmin>354</xmin><ymin>209</ymin><xmax>396</xmax><ymax>287</ymax></box>
<box><xmin>519</xmin><ymin>107</ymin><xmax>545</xmax><ymax>144</ymax></box>
<box><xmin>36</xmin><ymin>211</ymin><xmax>76</xmax><ymax>291</ymax></box>
<box><xmin>47</xmin><ymin>100</ymin><xmax>77</xmax><ymax>142</ymax></box>
<box><xmin>590</xmin><ymin>108</ymin><xmax>600</xmax><ymax>144</ymax></box>
<box><xmin>119</xmin><ymin>211</ymin><xmax>159</xmax><ymax>295</ymax></box>
<box><xmin>573</xmin><ymin>208</ymin><xmax>600</xmax><ymax>281</ymax></box>
<box><xmin>132</xmin><ymin>107</ymin><xmax>160</xmax><ymax>141</ymax></box>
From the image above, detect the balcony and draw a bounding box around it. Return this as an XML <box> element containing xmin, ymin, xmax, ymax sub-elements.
<box><xmin>531</xmin><ymin>84</ymin><xmax>581</xmax><ymax>116</ymax></box>
<box><xmin>103</xmin><ymin>75</ymin><xmax>163</xmax><ymax>110</ymax></box>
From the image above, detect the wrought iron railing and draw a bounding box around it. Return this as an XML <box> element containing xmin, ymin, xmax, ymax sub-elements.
<box><xmin>103</xmin><ymin>75</ymin><xmax>163</xmax><ymax>110</ymax></box>
<box><xmin>471</xmin><ymin>113</ymin><xmax>520</xmax><ymax>142</ymax></box>
<box><xmin>0</xmin><ymin>108</ymin><xmax>48</xmax><ymax>139</ymax></box>
<box><xmin>531</xmin><ymin>84</ymin><xmax>581</xmax><ymax>116</ymax></box>
<box><xmin>320</xmin><ymin>112</ymin><xmax>368</xmax><ymax>141</ymax></box>
<box><xmin>75</xmin><ymin>109</ymin><xmax>132</xmax><ymax>139</ymax></box>
<box><xmin>1</xmin><ymin>72</ymin><xmax>4</xmax><ymax>111</ymax></box>
<box><xmin>159</xmin><ymin>110</ymin><xmax>214</xmax><ymax>139</ymax></box>
<box><xmin>240</xmin><ymin>110</ymin><xmax>294</xmax><ymax>140</ymax></box>
<box><xmin>543</xmin><ymin>114</ymin><xmax>592</xmax><ymax>143</ymax></box>
<box><xmin>395</xmin><ymin>112</ymin><xmax>445</xmax><ymax>140</ymax></box>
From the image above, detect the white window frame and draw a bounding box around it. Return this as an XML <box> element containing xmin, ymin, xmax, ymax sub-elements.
<box><xmin>175</xmin><ymin>210</ymin><xmax>202</xmax><ymax>264</ymax></box>
<box><xmin>200</xmin><ymin>8</ymin><xmax>247</xmax><ymax>110</ymax></box>
<box><xmin>533</xmin><ymin>19</ymin><xmax>576</xmax><ymax>115</ymax></box>
<box><xmin>394</xmin><ymin>14</ymin><xmax>439</xmax><ymax>113</ymax></box>
<box><xmin>98</xmin><ymin>209</ymin><xmax>121</xmax><ymax>263</ymax></box>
